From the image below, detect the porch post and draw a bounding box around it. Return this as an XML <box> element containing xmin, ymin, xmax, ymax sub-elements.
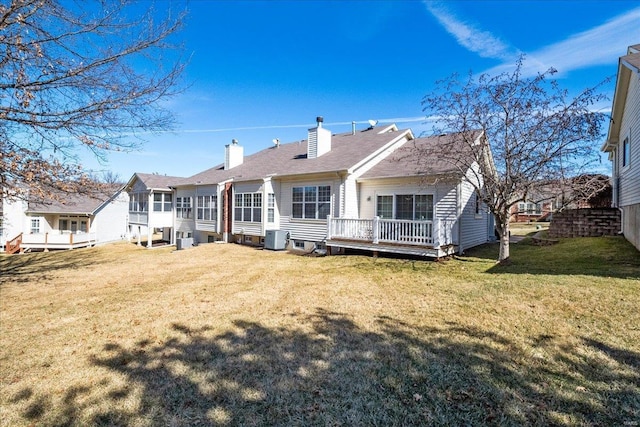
<box><xmin>44</xmin><ymin>232</ymin><xmax>49</xmax><ymax>252</ymax></box>
<box><xmin>432</xmin><ymin>218</ymin><xmax>439</xmax><ymax>247</ymax></box>
<box><xmin>326</xmin><ymin>215</ymin><xmax>332</xmax><ymax>240</ymax></box>
<box><xmin>372</xmin><ymin>216</ymin><xmax>379</xmax><ymax>244</ymax></box>
<box><xmin>147</xmin><ymin>226</ymin><xmax>152</xmax><ymax>248</ymax></box>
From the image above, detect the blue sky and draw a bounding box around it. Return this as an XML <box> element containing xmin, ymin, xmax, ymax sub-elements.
<box><xmin>82</xmin><ymin>0</ymin><xmax>640</xmax><ymax>180</ymax></box>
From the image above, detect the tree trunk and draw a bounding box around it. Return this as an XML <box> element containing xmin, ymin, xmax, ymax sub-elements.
<box><xmin>495</xmin><ymin>215</ymin><xmax>511</xmax><ymax>264</ymax></box>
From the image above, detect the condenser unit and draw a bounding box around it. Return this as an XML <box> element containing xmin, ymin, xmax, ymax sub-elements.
<box><xmin>264</xmin><ymin>230</ymin><xmax>289</xmax><ymax>250</ymax></box>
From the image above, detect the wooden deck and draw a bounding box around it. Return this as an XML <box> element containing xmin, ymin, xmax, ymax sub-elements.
<box><xmin>19</xmin><ymin>232</ymin><xmax>97</xmax><ymax>251</ymax></box>
<box><xmin>326</xmin><ymin>216</ymin><xmax>456</xmax><ymax>258</ymax></box>
<box><xmin>326</xmin><ymin>238</ymin><xmax>456</xmax><ymax>258</ymax></box>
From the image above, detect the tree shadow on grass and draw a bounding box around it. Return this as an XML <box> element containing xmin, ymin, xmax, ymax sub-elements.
<box><xmin>12</xmin><ymin>310</ymin><xmax>640</xmax><ymax>426</ymax></box>
<box><xmin>466</xmin><ymin>236</ymin><xmax>640</xmax><ymax>279</ymax></box>
<box><xmin>0</xmin><ymin>247</ymin><xmax>114</xmax><ymax>285</ymax></box>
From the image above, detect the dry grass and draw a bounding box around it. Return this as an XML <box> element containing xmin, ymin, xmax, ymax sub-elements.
<box><xmin>1</xmin><ymin>238</ymin><xmax>639</xmax><ymax>426</ymax></box>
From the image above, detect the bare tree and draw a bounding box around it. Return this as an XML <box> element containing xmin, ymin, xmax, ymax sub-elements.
<box><xmin>420</xmin><ymin>57</ymin><xmax>608</xmax><ymax>263</ymax></box>
<box><xmin>1</xmin><ymin>0</ymin><xmax>186</xmax><ymax>201</ymax></box>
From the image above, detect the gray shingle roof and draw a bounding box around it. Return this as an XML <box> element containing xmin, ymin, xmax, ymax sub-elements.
<box><xmin>26</xmin><ymin>185</ymin><xmax>123</xmax><ymax>215</ymax></box>
<box><xmin>621</xmin><ymin>49</ymin><xmax>640</xmax><ymax>71</ymax></box>
<box><xmin>178</xmin><ymin>126</ymin><xmax>412</xmax><ymax>186</ymax></box>
<box><xmin>133</xmin><ymin>172</ymin><xmax>185</xmax><ymax>190</ymax></box>
<box><xmin>360</xmin><ymin>131</ymin><xmax>481</xmax><ymax>180</ymax></box>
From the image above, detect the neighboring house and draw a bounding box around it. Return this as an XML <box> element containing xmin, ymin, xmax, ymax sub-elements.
<box><xmin>509</xmin><ymin>175</ymin><xmax>612</xmax><ymax>222</ymax></box>
<box><xmin>602</xmin><ymin>43</ymin><xmax>640</xmax><ymax>251</ymax></box>
<box><xmin>167</xmin><ymin>118</ymin><xmax>494</xmax><ymax>258</ymax></box>
<box><xmin>124</xmin><ymin>173</ymin><xmax>182</xmax><ymax>247</ymax></box>
<box><xmin>1</xmin><ymin>185</ymin><xmax>129</xmax><ymax>253</ymax></box>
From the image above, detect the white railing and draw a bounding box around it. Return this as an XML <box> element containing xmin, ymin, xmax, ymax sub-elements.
<box><xmin>327</xmin><ymin>216</ymin><xmax>438</xmax><ymax>247</ymax></box>
<box><xmin>21</xmin><ymin>232</ymin><xmax>97</xmax><ymax>248</ymax></box>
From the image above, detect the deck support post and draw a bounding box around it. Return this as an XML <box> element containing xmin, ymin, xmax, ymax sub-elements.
<box><xmin>326</xmin><ymin>215</ymin><xmax>332</xmax><ymax>240</ymax></box>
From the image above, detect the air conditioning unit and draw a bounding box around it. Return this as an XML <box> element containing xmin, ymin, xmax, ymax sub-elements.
<box><xmin>176</xmin><ymin>237</ymin><xmax>193</xmax><ymax>250</ymax></box>
<box><xmin>264</xmin><ymin>230</ymin><xmax>289</xmax><ymax>250</ymax></box>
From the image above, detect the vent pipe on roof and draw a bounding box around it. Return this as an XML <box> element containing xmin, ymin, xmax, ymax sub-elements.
<box><xmin>351</xmin><ymin>121</ymin><xmax>356</xmax><ymax>135</ymax></box>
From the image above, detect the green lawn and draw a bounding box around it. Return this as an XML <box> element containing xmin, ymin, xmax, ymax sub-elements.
<box><xmin>1</xmin><ymin>236</ymin><xmax>638</xmax><ymax>426</ymax></box>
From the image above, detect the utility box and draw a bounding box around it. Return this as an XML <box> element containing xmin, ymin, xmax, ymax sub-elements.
<box><xmin>264</xmin><ymin>230</ymin><xmax>289</xmax><ymax>250</ymax></box>
<box><xmin>176</xmin><ymin>237</ymin><xmax>193</xmax><ymax>250</ymax></box>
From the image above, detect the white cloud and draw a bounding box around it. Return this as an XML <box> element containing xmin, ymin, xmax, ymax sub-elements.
<box><xmin>424</xmin><ymin>1</ymin><xmax>640</xmax><ymax>79</ymax></box>
<box><xmin>485</xmin><ymin>6</ymin><xmax>640</xmax><ymax>78</ymax></box>
<box><xmin>423</xmin><ymin>1</ymin><xmax>515</xmax><ymax>60</ymax></box>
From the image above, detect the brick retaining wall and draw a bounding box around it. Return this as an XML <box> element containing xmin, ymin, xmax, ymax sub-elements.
<box><xmin>548</xmin><ymin>208</ymin><xmax>621</xmax><ymax>238</ymax></box>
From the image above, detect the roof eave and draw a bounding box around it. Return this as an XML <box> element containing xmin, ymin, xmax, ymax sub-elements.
<box><xmin>603</xmin><ymin>55</ymin><xmax>636</xmax><ymax>152</ymax></box>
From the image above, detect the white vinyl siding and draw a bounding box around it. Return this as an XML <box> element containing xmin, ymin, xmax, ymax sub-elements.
<box><xmin>359</xmin><ymin>179</ymin><xmax>459</xmax><ymax>247</ymax></box>
<box><xmin>617</xmin><ymin>72</ymin><xmax>640</xmax><ymax>207</ymax></box>
<box><xmin>91</xmin><ymin>190</ymin><xmax>130</xmax><ymax>243</ymax></box>
<box><xmin>458</xmin><ymin>176</ymin><xmax>489</xmax><ymax>252</ymax></box>
<box><xmin>279</xmin><ymin>178</ymin><xmax>339</xmax><ymax>242</ymax></box>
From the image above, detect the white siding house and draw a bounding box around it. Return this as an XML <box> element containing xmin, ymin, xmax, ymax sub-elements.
<box><xmin>125</xmin><ymin>173</ymin><xmax>181</xmax><ymax>247</ymax></box>
<box><xmin>168</xmin><ymin>118</ymin><xmax>494</xmax><ymax>258</ymax></box>
<box><xmin>602</xmin><ymin>44</ymin><xmax>640</xmax><ymax>251</ymax></box>
<box><xmin>1</xmin><ymin>186</ymin><xmax>129</xmax><ymax>253</ymax></box>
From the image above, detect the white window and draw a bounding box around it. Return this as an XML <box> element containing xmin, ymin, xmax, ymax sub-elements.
<box><xmin>267</xmin><ymin>193</ymin><xmax>275</xmax><ymax>223</ymax></box>
<box><xmin>153</xmin><ymin>193</ymin><xmax>173</xmax><ymax>212</ymax></box>
<box><xmin>234</xmin><ymin>193</ymin><xmax>262</xmax><ymax>222</ymax></box>
<box><xmin>518</xmin><ymin>202</ymin><xmax>541</xmax><ymax>215</ymax></box>
<box><xmin>197</xmin><ymin>195</ymin><xmax>217</xmax><ymax>221</ymax></box>
<box><xmin>622</xmin><ymin>136</ymin><xmax>630</xmax><ymax>167</ymax></box>
<box><xmin>376</xmin><ymin>194</ymin><xmax>433</xmax><ymax>220</ymax></box>
<box><xmin>292</xmin><ymin>185</ymin><xmax>331</xmax><ymax>219</ymax></box>
<box><xmin>129</xmin><ymin>193</ymin><xmax>148</xmax><ymax>212</ymax></box>
<box><xmin>176</xmin><ymin>197</ymin><xmax>192</xmax><ymax>219</ymax></box>
<box><xmin>31</xmin><ymin>218</ymin><xmax>40</xmax><ymax>234</ymax></box>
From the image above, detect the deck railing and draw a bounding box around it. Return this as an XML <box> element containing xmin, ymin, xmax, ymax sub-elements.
<box><xmin>21</xmin><ymin>232</ymin><xmax>97</xmax><ymax>249</ymax></box>
<box><xmin>327</xmin><ymin>216</ymin><xmax>438</xmax><ymax>247</ymax></box>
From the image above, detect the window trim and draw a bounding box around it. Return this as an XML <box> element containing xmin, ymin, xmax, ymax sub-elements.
<box><xmin>292</xmin><ymin>185</ymin><xmax>331</xmax><ymax>220</ymax></box>
<box><xmin>129</xmin><ymin>192</ymin><xmax>149</xmax><ymax>213</ymax></box>
<box><xmin>30</xmin><ymin>218</ymin><xmax>40</xmax><ymax>234</ymax></box>
<box><xmin>234</xmin><ymin>192</ymin><xmax>262</xmax><ymax>223</ymax></box>
<box><xmin>267</xmin><ymin>193</ymin><xmax>275</xmax><ymax>223</ymax></box>
<box><xmin>375</xmin><ymin>193</ymin><xmax>434</xmax><ymax>221</ymax></box>
<box><xmin>622</xmin><ymin>135</ymin><xmax>630</xmax><ymax>169</ymax></box>
<box><xmin>196</xmin><ymin>195</ymin><xmax>218</xmax><ymax>222</ymax></box>
<box><xmin>176</xmin><ymin>196</ymin><xmax>193</xmax><ymax>219</ymax></box>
